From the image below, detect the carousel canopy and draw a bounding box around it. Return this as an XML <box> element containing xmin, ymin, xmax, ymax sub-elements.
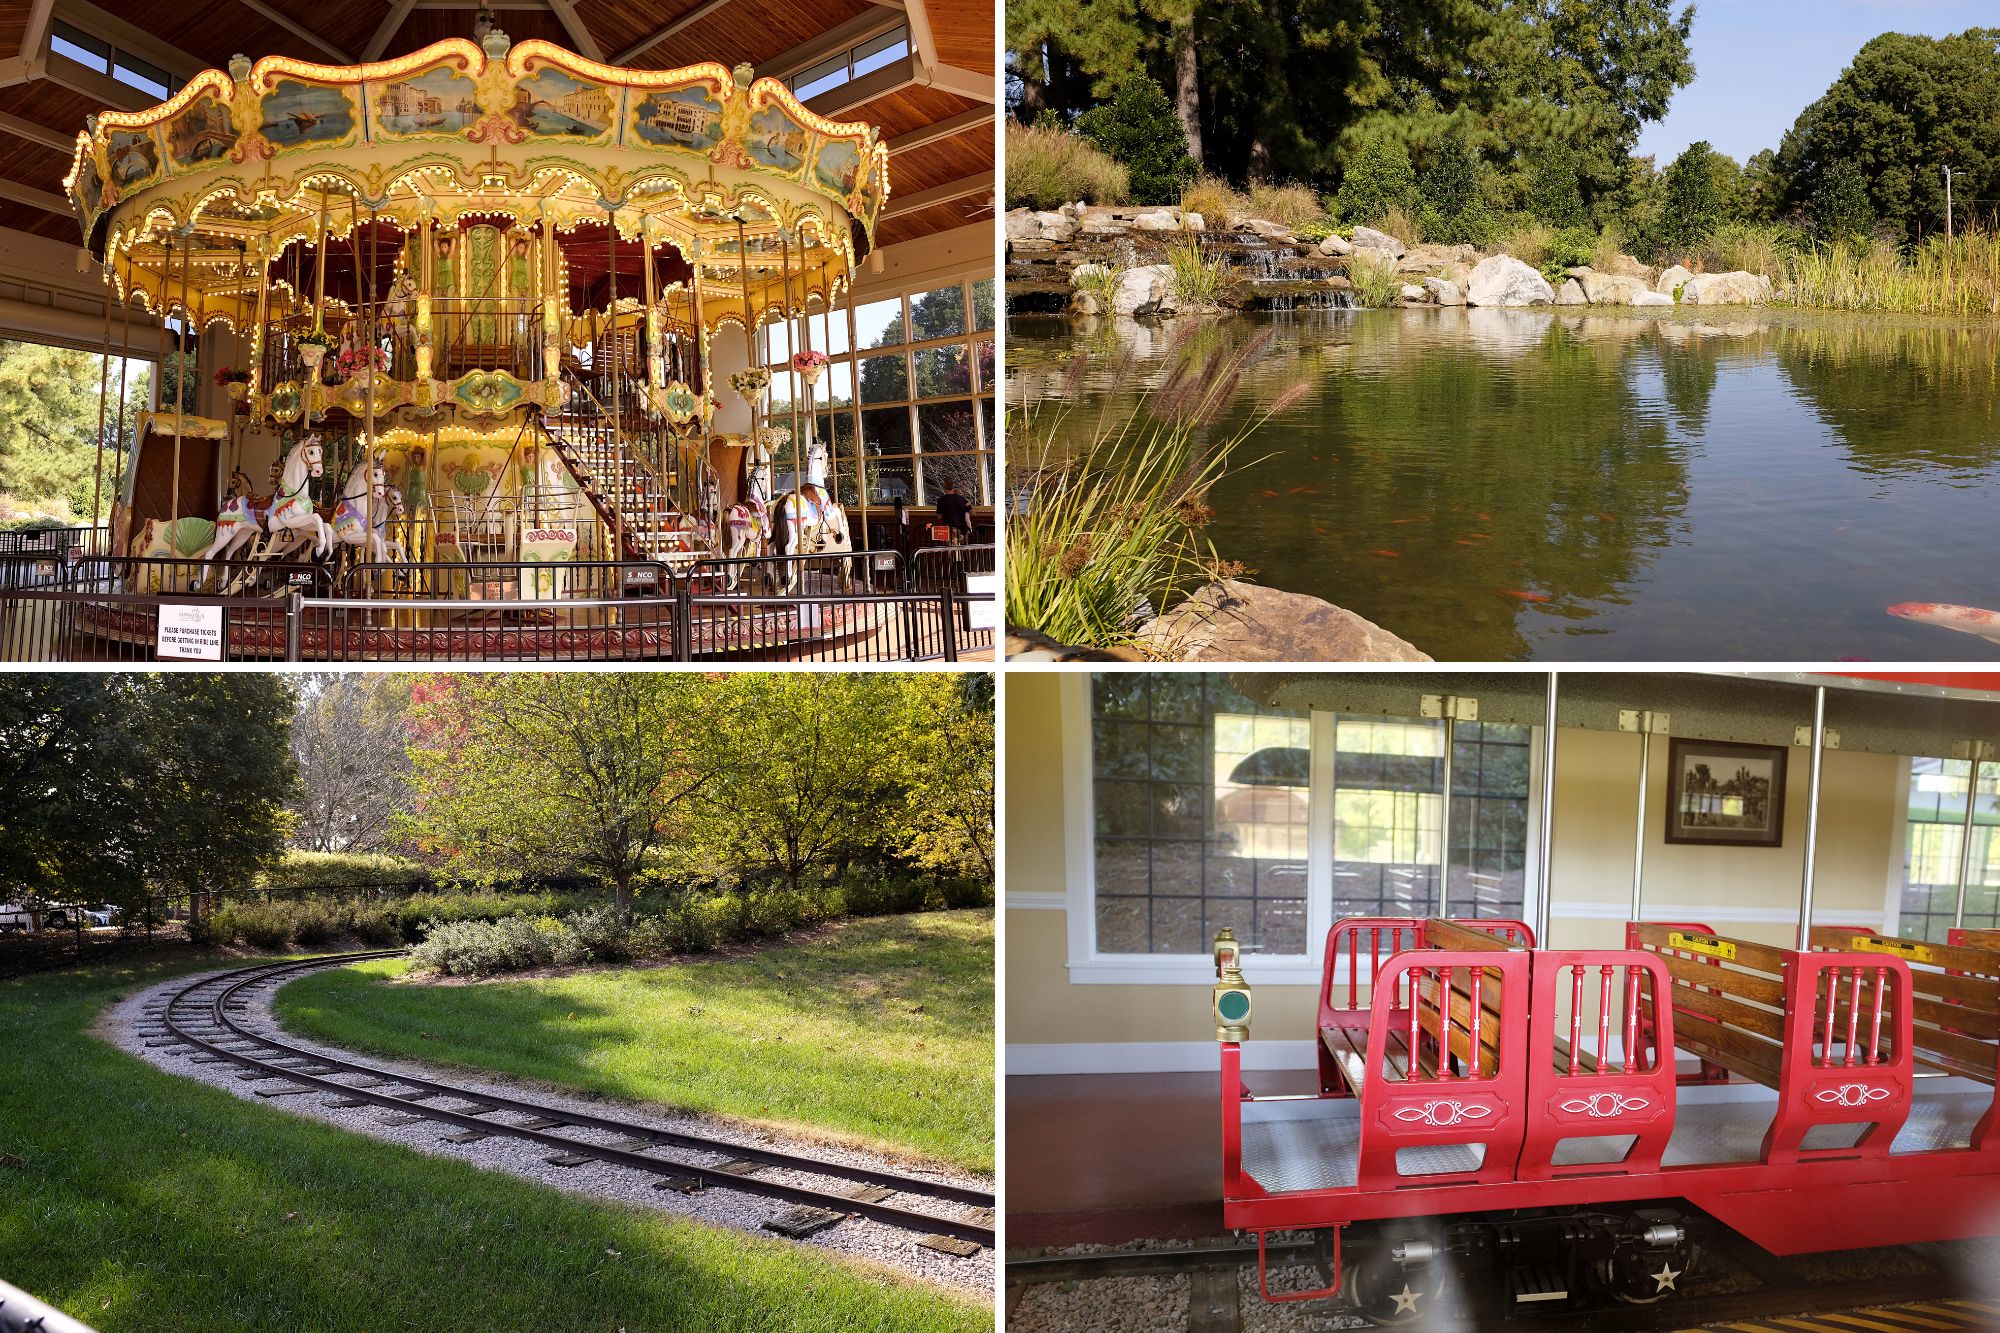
<box><xmin>62</xmin><ymin>30</ymin><xmax>886</xmax><ymax>335</ymax></box>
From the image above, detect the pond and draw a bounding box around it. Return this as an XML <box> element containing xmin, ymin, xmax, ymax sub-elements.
<box><xmin>1007</xmin><ymin>308</ymin><xmax>2000</xmax><ymax>662</ymax></box>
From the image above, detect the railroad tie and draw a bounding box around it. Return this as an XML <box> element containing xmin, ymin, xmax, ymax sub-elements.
<box><xmin>379</xmin><ymin>1112</ymin><xmax>430</xmax><ymax>1127</ymax></box>
<box><xmin>840</xmin><ymin>1185</ymin><xmax>896</xmax><ymax>1204</ymax></box>
<box><xmin>652</xmin><ymin>1176</ymin><xmax>704</xmax><ymax>1194</ymax></box>
<box><xmin>320</xmin><ymin>1096</ymin><xmax>369</xmax><ymax>1108</ymax></box>
<box><xmin>917</xmin><ymin>1236</ymin><xmax>982</xmax><ymax>1259</ymax></box>
<box><xmin>511</xmin><ymin>1116</ymin><xmax>570</xmax><ymax>1131</ymax></box>
<box><xmin>544</xmin><ymin>1151</ymin><xmax>598</xmax><ymax>1168</ymax></box>
<box><xmin>254</xmin><ymin>1084</ymin><xmax>313</xmax><ymax>1098</ymax></box>
<box><xmin>762</xmin><ymin>1207</ymin><xmax>845</xmax><ymax>1240</ymax></box>
<box><xmin>712</xmin><ymin>1159</ymin><xmax>762</xmax><ymax>1177</ymax></box>
<box><xmin>441</xmin><ymin>1129</ymin><xmax>493</xmax><ymax>1144</ymax></box>
<box><xmin>605</xmin><ymin>1137</ymin><xmax>656</xmax><ymax>1153</ymax></box>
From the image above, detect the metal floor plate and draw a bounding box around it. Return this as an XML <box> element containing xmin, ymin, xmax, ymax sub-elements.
<box><xmin>1239</xmin><ymin>1083</ymin><xmax>1990</xmax><ymax>1195</ymax></box>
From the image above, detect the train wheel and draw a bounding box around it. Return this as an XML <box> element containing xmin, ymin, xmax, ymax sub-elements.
<box><xmin>1345</xmin><ymin>1230</ymin><xmax>1448</xmax><ymax>1325</ymax></box>
<box><xmin>1598</xmin><ymin>1241</ymin><xmax>1697</xmax><ymax>1304</ymax></box>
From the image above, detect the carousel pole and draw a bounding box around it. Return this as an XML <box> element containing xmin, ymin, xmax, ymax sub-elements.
<box><xmin>778</xmin><ymin>228</ymin><xmax>801</xmax><ymax>499</ymax></box>
<box><xmin>734</xmin><ymin>214</ymin><xmax>762</xmax><ymax>556</ymax></box>
<box><xmin>170</xmin><ymin>227</ymin><xmax>192</xmax><ymax>528</ymax></box>
<box><xmin>847</xmin><ymin>288</ymin><xmax>867</xmax><ymax>549</ymax></box>
<box><xmin>362</xmin><ymin>202</ymin><xmax>381</xmax><ymax>583</ymax></box>
<box><xmin>309</xmin><ymin>190</ymin><xmax>330</xmax><ymax>428</ymax></box>
<box><xmin>92</xmin><ymin>271</ymin><xmax>112</xmax><ymax>527</ymax></box>
<box><xmin>689</xmin><ymin>242</ymin><xmax>712</xmax><ymax>532</ymax></box>
<box><xmin>417</xmin><ymin>209</ymin><xmax>434</xmax><ymax>385</ymax></box>
<box><xmin>605</xmin><ymin>203</ymin><xmax>625</xmax><ymax>560</ymax></box>
<box><xmin>640</xmin><ymin>215</ymin><xmax>662</xmax><ymax>500</ymax></box>
<box><xmin>114</xmin><ymin>252</ymin><xmax>134</xmax><ymax>548</ymax></box>
<box><xmin>247</xmin><ymin>236</ymin><xmax>270</xmax><ymax>401</ymax></box>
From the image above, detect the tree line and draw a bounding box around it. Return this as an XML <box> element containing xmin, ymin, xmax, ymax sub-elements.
<box><xmin>2</xmin><ymin>672</ymin><xmax>994</xmax><ymax>927</ymax></box>
<box><xmin>1011</xmin><ymin>7</ymin><xmax>2000</xmax><ymax>252</ymax></box>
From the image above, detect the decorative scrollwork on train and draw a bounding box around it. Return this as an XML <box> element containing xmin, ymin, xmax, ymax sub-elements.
<box><xmin>1556</xmin><ymin>1091</ymin><xmax>1650</xmax><ymax>1119</ymax></box>
<box><xmin>1812</xmin><ymin>1082</ymin><xmax>1892</xmax><ymax>1108</ymax></box>
<box><xmin>1391</xmin><ymin>1099</ymin><xmax>1496</xmax><ymax>1128</ymax></box>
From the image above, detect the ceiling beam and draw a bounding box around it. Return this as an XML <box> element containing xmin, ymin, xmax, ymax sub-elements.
<box><xmin>228</xmin><ymin>0</ymin><xmax>353</xmax><ymax>64</ymax></box>
<box><xmin>20</xmin><ymin>0</ymin><xmax>56</xmax><ymax>61</ymax></box>
<box><xmin>613</xmin><ymin>0</ymin><xmax>736</xmax><ymax>66</ymax></box>
<box><xmin>360</xmin><ymin>0</ymin><xmax>420</xmax><ymax>61</ymax></box>
<box><xmin>881</xmin><ymin>169</ymin><xmax>990</xmax><ymax>219</ymax></box>
<box><xmin>543</xmin><ymin>0</ymin><xmax>603</xmax><ymax>62</ymax></box>
<box><xmin>58</xmin><ymin>0</ymin><xmax>209</xmax><ymax>79</ymax></box>
<box><xmin>0</xmin><ymin>109</ymin><xmax>75</xmax><ymax>154</ymax></box>
<box><xmin>756</xmin><ymin>9</ymin><xmax>904</xmax><ymax>82</ymax></box>
<box><xmin>886</xmin><ymin>104</ymin><xmax>992</xmax><ymax>155</ymax></box>
<box><xmin>921</xmin><ymin>62</ymin><xmax>991</xmax><ymax>103</ymax></box>
<box><xmin>0</xmin><ymin>176</ymin><xmax>76</xmax><ymax>218</ymax></box>
<box><xmin>805</xmin><ymin>53</ymin><xmax>915</xmax><ymax>117</ymax></box>
<box><xmin>39</xmin><ymin>50</ymin><xmax>153</xmax><ymax>111</ymax></box>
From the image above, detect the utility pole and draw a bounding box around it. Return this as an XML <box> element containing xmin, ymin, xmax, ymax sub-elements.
<box><xmin>1944</xmin><ymin>165</ymin><xmax>1955</xmax><ymax>242</ymax></box>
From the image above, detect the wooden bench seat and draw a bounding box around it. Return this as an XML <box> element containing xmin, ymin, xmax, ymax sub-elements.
<box><xmin>1810</xmin><ymin>927</ymin><xmax>2000</xmax><ymax>1087</ymax></box>
<box><xmin>1630</xmin><ymin>923</ymin><xmax>1790</xmax><ymax>1089</ymax></box>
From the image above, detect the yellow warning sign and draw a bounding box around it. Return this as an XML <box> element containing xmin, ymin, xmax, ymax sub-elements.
<box><xmin>1668</xmin><ymin>930</ymin><xmax>1736</xmax><ymax>961</ymax></box>
<box><xmin>1846</xmin><ymin>935</ymin><xmax>1935</xmax><ymax>964</ymax></box>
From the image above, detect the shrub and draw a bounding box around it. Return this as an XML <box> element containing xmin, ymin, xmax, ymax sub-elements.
<box><xmin>186</xmin><ymin>909</ymin><xmax>235</xmax><ymax>948</ymax></box>
<box><xmin>390</xmin><ymin>891</ymin><xmax>581</xmax><ymax>944</ymax></box>
<box><xmin>1006</xmin><ymin>121</ymin><xmax>1128</xmax><ymax>210</ymax></box>
<box><xmin>351</xmin><ymin>906</ymin><xmax>403</xmax><ymax>947</ymax></box>
<box><xmin>1540</xmin><ymin>226</ymin><xmax>1598</xmax><ymax>282</ymax></box>
<box><xmin>1377</xmin><ymin>204</ymin><xmax>1423</xmax><ymax>249</ymax></box>
<box><xmin>262</xmin><ymin>851</ymin><xmax>433</xmax><ymax>893</ymax></box>
<box><xmin>1812</xmin><ymin>159</ymin><xmax>1874</xmax><ymax>248</ymax></box>
<box><xmin>1295</xmin><ymin>218</ymin><xmax>1338</xmax><ymax>243</ymax></box>
<box><xmin>1526</xmin><ymin>143</ymin><xmax>1588</xmax><ymax>231</ymax></box>
<box><xmin>1658</xmin><ymin>140</ymin><xmax>1725</xmax><ymax>259</ymax></box>
<box><xmin>290</xmin><ymin>900</ymin><xmax>343</xmax><ymax>946</ymax></box>
<box><xmin>1165</xmin><ymin>239</ymin><xmax>1226</xmax><ymax>307</ymax></box>
<box><xmin>1244</xmin><ymin>182</ymin><xmax>1326</xmax><ymax>230</ymax></box>
<box><xmin>1076</xmin><ymin>76</ymin><xmax>1197</xmax><ymax>206</ymax></box>
<box><xmin>1069</xmin><ymin>262</ymin><xmax>1119</xmax><ymax>306</ymax></box>
<box><xmin>411</xmin><ymin>915</ymin><xmax>564</xmax><ymax>977</ymax></box>
<box><xmin>1417</xmin><ymin>132</ymin><xmax>1492</xmax><ymax>247</ymax></box>
<box><xmin>564</xmin><ymin>906</ymin><xmax>631</xmax><ymax>964</ymax></box>
<box><xmin>1496</xmin><ymin>218</ymin><xmax>1553</xmax><ymax>268</ymax></box>
<box><xmin>231</xmin><ymin>902</ymin><xmax>297</xmax><ymax>950</ymax></box>
<box><xmin>1335</xmin><ymin>137</ymin><xmax>1418</xmax><ymax>227</ymax></box>
<box><xmin>1180</xmin><ymin>175</ymin><xmax>1240</xmax><ymax>225</ymax></box>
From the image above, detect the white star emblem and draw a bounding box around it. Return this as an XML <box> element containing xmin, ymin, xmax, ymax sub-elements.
<box><xmin>1391</xmin><ymin>1283</ymin><xmax>1422</xmax><ymax>1314</ymax></box>
<box><xmin>1652</xmin><ymin>1263</ymin><xmax>1680</xmax><ymax>1292</ymax></box>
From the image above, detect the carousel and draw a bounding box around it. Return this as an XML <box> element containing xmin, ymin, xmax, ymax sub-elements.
<box><xmin>60</xmin><ymin>9</ymin><xmax>888</xmax><ymax>654</ymax></box>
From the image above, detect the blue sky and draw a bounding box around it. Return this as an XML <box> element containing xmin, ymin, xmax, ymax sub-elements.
<box><xmin>1634</xmin><ymin>0</ymin><xmax>1995</xmax><ymax>165</ymax></box>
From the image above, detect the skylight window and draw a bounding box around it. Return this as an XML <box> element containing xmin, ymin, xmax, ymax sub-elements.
<box><xmin>787</xmin><ymin>25</ymin><xmax>908</xmax><ymax>103</ymax></box>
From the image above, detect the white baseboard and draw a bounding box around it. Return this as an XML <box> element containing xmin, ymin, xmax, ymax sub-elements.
<box><xmin>1008</xmin><ymin>1039</ymin><xmax>1317</xmax><ymax>1076</ymax></box>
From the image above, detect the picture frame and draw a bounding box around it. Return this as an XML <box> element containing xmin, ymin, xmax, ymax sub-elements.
<box><xmin>1663</xmin><ymin>738</ymin><xmax>1787</xmax><ymax>847</ymax></box>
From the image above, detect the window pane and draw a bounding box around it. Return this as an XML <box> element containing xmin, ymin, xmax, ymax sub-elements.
<box><xmin>973</xmin><ymin>278</ymin><xmax>996</xmax><ymax>332</ymax></box>
<box><xmin>973</xmin><ymin>338</ymin><xmax>995</xmax><ymax>392</ymax></box>
<box><xmin>810</xmin><ymin>359</ymin><xmax>854</xmax><ymax>410</ymax></box>
<box><xmin>814</xmin><ymin>305</ymin><xmax>850</xmax><ymax>356</ymax></box>
<box><xmin>920</xmin><ymin>453</ymin><xmax>983</xmax><ymax>503</ymax></box>
<box><xmin>860</xmin><ymin>405</ymin><xmax>911</xmax><ymax>458</ymax></box>
<box><xmin>765</xmin><ymin>368</ymin><xmax>798</xmax><ymax>417</ymax></box>
<box><xmin>917</xmin><ymin>401</ymin><xmax>976</xmax><ymax>454</ymax></box>
<box><xmin>867</xmin><ymin>456</ymin><xmax>915</xmax><ymax>504</ymax></box>
<box><xmin>854</xmin><ymin>297</ymin><xmax>904</xmax><ymax>349</ymax></box>
<box><xmin>908</xmin><ymin>284</ymin><xmax>967</xmax><ymax>340</ymax></box>
<box><xmin>914</xmin><ymin>344</ymin><xmax>971</xmax><ymax>398</ymax></box>
<box><xmin>978</xmin><ymin>395</ymin><xmax>994</xmax><ymax>451</ymax></box>
<box><xmin>1900</xmin><ymin>757</ymin><xmax>2000</xmax><ymax>941</ymax></box>
<box><xmin>859</xmin><ymin>351</ymin><xmax>907</xmax><ymax>404</ymax></box>
<box><xmin>1090</xmin><ymin>674</ymin><xmax>1310</xmax><ymax>958</ymax></box>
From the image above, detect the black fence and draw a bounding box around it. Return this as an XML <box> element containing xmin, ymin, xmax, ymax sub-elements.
<box><xmin>0</xmin><ymin>547</ymin><xmax>994</xmax><ymax>663</ymax></box>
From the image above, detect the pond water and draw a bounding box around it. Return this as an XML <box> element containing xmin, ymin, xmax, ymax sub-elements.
<box><xmin>1007</xmin><ymin>308</ymin><xmax>2000</xmax><ymax>661</ymax></box>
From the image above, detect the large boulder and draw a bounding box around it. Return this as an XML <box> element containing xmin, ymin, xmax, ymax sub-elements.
<box><xmin>1130</xmin><ymin>208</ymin><xmax>1183</xmax><ymax>232</ymax></box>
<box><xmin>1111</xmin><ymin>264</ymin><xmax>1177</xmax><ymax>318</ymax></box>
<box><xmin>1141</xmin><ymin>580</ymin><xmax>1432</xmax><ymax>662</ymax></box>
<box><xmin>1236</xmin><ymin>217</ymin><xmax>1296</xmax><ymax>241</ymax></box>
<box><xmin>1466</xmin><ymin>254</ymin><xmax>1554</xmax><ymax>307</ymax></box>
<box><xmin>1571</xmin><ymin>267</ymin><xmax>1653</xmax><ymax>306</ymax></box>
<box><xmin>1399</xmin><ymin>243</ymin><xmax>1475</xmax><ymax>274</ymax></box>
<box><xmin>1601</xmin><ymin>252</ymin><xmax>1655</xmax><ymax>282</ymax></box>
<box><xmin>1424</xmin><ymin>277</ymin><xmax>1465</xmax><ymax>307</ymax></box>
<box><xmin>1632</xmin><ymin>290</ymin><xmax>1674</xmax><ymax>306</ymax></box>
<box><xmin>1033</xmin><ymin>210</ymin><xmax>1077</xmax><ymax>243</ymax></box>
<box><xmin>1656</xmin><ymin>263</ymin><xmax>1695</xmax><ymax>297</ymax></box>
<box><xmin>1004</xmin><ymin>209</ymin><xmax>1039</xmax><ymax>243</ymax></box>
<box><xmin>1555</xmin><ymin>277</ymin><xmax>1587</xmax><ymax>306</ymax></box>
<box><xmin>1351</xmin><ymin>226</ymin><xmax>1406</xmax><ymax>259</ymax></box>
<box><xmin>1399</xmin><ymin>283</ymin><xmax>1429</xmax><ymax>303</ymax></box>
<box><xmin>1319</xmin><ymin>232</ymin><xmax>1355</xmax><ymax>257</ymax></box>
<box><xmin>1181</xmin><ymin>212</ymin><xmax>1206</xmax><ymax>232</ymax></box>
<box><xmin>1682</xmin><ymin>271</ymin><xmax>1774</xmax><ymax>306</ymax></box>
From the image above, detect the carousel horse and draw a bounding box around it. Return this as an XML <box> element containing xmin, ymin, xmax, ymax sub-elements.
<box><xmin>768</xmin><ymin>435</ymin><xmax>854</xmax><ymax>593</ymax></box>
<box><xmin>255</xmin><ymin>433</ymin><xmax>331</xmax><ymax>559</ymax></box>
<box><xmin>714</xmin><ymin>448</ymin><xmax>772</xmax><ymax>589</ymax></box>
<box><xmin>192</xmin><ymin>466</ymin><xmax>276</xmax><ymax>587</ymax></box>
<box><xmin>329</xmin><ymin>453</ymin><xmax>403</xmax><ymax>566</ymax></box>
<box><xmin>131</xmin><ymin>435</ymin><xmax>325</xmax><ymax>586</ymax></box>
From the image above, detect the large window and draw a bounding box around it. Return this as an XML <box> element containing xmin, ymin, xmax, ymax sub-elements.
<box><xmin>1900</xmin><ymin>757</ymin><xmax>1999</xmax><ymax>941</ymax></box>
<box><xmin>1085</xmin><ymin>675</ymin><xmax>1535</xmax><ymax>965</ymax></box>
<box><xmin>763</xmin><ymin>277</ymin><xmax>996</xmax><ymax>507</ymax></box>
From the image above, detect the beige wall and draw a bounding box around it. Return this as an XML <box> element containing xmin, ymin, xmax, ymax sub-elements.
<box><xmin>1006</xmin><ymin>672</ymin><xmax>1908</xmax><ymax>1059</ymax></box>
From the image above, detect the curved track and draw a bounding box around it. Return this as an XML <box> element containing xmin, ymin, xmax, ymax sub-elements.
<box><xmin>146</xmin><ymin>951</ymin><xmax>993</xmax><ymax>1249</ymax></box>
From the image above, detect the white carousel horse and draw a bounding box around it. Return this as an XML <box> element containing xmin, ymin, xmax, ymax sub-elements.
<box><xmin>192</xmin><ymin>466</ymin><xmax>274</xmax><ymax>587</ymax></box>
<box><xmin>714</xmin><ymin>450</ymin><xmax>772</xmax><ymax>590</ymax></box>
<box><xmin>768</xmin><ymin>435</ymin><xmax>854</xmax><ymax>593</ymax></box>
<box><xmin>329</xmin><ymin>452</ymin><xmax>404</xmax><ymax>565</ymax></box>
<box><xmin>131</xmin><ymin>436</ymin><xmax>325</xmax><ymax>589</ymax></box>
<box><xmin>257</xmin><ymin>433</ymin><xmax>331</xmax><ymax>559</ymax></box>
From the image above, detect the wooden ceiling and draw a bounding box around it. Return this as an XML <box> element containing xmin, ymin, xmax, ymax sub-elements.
<box><xmin>0</xmin><ymin>0</ymin><xmax>993</xmax><ymax>254</ymax></box>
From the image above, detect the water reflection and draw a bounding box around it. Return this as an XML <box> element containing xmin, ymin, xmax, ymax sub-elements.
<box><xmin>1009</xmin><ymin>309</ymin><xmax>2000</xmax><ymax>661</ymax></box>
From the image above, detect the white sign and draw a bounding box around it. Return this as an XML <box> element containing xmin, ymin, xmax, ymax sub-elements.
<box><xmin>156</xmin><ymin>603</ymin><xmax>224</xmax><ymax>661</ymax></box>
<box><xmin>966</xmin><ymin>574</ymin><xmax>998</xmax><ymax>597</ymax></box>
<box><xmin>965</xmin><ymin>573</ymin><xmax>999</xmax><ymax>629</ymax></box>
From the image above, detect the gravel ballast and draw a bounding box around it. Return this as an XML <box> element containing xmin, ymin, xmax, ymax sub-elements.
<box><xmin>105</xmin><ymin>963</ymin><xmax>991</xmax><ymax>1296</ymax></box>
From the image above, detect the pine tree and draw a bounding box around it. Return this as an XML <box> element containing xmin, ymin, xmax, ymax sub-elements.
<box><xmin>1335</xmin><ymin>136</ymin><xmax>1418</xmax><ymax>227</ymax></box>
<box><xmin>1811</xmin><ymin>159</ymin><xmax>1875</xmax><ymax>247</ymax></box>
<box><xmin>1658</xmin><ymin>139</ymin><xmax>1723</xmax><ymax>258</ymax></box>
<box><xmin>1075</xmin><ymin>75</ymin><xmax>1198</xmax><ymax>205</ymax></box>
<box><xmin>1417</xmin><ymin>131</ymin><xmax>1492</xmax><ymax>245</ymax></box>
<box><xmin>1526</xmin><ymin>143</ymin><xmax>1588</xmax><ymax>231</ymax></box>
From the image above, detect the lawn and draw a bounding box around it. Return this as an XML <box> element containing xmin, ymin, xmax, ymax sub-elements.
<box><xmin>276</xmin><ymin>910</ymin><xmax>995</xmax><ymax>1174</ymax></box>
<box><xmin>0</xmin><ymin>956</ymin><xmax>990</xmax><ymax>1333</ymax></box>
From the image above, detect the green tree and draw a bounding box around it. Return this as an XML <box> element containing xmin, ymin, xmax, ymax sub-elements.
<box><xmin>1335</xmin><ymin>135</ymin><xmax>1418</xmax><ymax>226</ymax></box>
<box><xmin>891</xmin><ymin>675</ymin><xmax>996</xmax><ymax>880</ymax></box>
<box><xmin>1812</xmin><ymin>158</ymin><xmax>1876</xmax><ymax>247</ymax></box>
<box><xmin>1772</xmin><ymin>28</ymin><xmax>2000</xmax><ymax>241</ymax></box>
<box><xmin>1076</xmin><ymin>75</ymin><xmax>1198</xmax><ymax>205</ymax></box>
<box><xmin>1658</xmin><ymin>140</ymin><xmax>1724</xmax><ymax>257</ymax></box>
<box><xmin>0</xmin><ymin>342</ymin><xmax>145</xmax><ymax>518</ymax></box>
<box><xmin>1417</xmin><ymin>130</ymin><xmax>1492</xmax><ymax>245</ymax></box>
<box><xmin>400</xmin><ymin>674</ymin><xmax>725</xmax><ymax>921</ymax></box>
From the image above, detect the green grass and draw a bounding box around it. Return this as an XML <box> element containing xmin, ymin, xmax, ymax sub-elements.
<box><xmin>0</xmin><ymin>955</ymin><xmax>987</xmax><ymax>1333</ymax></box>
<box><xmin>276</xmin><ymin>911</ymin><xmax>994</xmax><ymax>1174</ymax></box>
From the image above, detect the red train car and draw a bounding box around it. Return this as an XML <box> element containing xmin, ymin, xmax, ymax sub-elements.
<box><xmin>1212</xmin><ymin>915</ymin><xmax>2000</xmax><ymax>1323</ymax></box>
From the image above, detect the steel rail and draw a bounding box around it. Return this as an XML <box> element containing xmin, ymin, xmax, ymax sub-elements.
<box><xmin>152</xmin><ymin>952</ymin><xmax>993</xmax><ymax>1246</ymax></box>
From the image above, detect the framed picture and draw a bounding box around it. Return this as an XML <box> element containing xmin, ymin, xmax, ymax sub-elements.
<box><xmin>1664</xmin><ymin>738</ymin><xmax>1787</xmax><ymax>847</ymax></box>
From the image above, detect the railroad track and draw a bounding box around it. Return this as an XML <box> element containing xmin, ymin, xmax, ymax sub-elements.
<box><xmin>1005</xmin><ymin>1232</ymin><xmax>1993</xmax><ymax>1330</ymax></box>
<box><xmin>146</xmin><ymin>951</ymin><xmax>993</xmax><ymax>1251</ymax></box>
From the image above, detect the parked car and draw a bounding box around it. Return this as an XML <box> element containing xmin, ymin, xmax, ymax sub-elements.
<box><xmin>0</xmin><ymin>902</ymin><xmax>35</xmax><ymax>933</ymax></box>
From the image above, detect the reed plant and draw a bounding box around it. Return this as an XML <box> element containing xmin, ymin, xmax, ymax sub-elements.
<box><xmin>1007</xmin><ymin>330</ymin><xmax>1292</xmax><ymax>651</ymax></box>
<box><xmin>1006</xmin><ymin>121</ymin><xmax>1129</xmax><ymax>209</ymax></box>
<box><xmin>1181</xmin><ymin>174</ymin><xmax>1241</xmax><ymax>225</ymax></box>
<box><xmin>1346</xmin><ymin>251</ymin><xmax>1405</xmax><ymax>308</ymax></box>
<box><xmin>1786</xmin><ymin>231</ymin><xmax>2000</xmax><ymax>317</ymax></box>
<box><xmin>1165</xmin><ymin>238</ymin><xmax>1228</xmax><ymax>307</ymax></box>
<box><xmin>1245</xmin><ymin>182</ymin><xmax>1328</xmax><ymax>230</ymax></box>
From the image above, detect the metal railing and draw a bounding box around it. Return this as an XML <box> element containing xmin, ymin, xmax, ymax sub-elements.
<box><xmin>0</xmin><ymin>556</ymin><xmax>993</xmax><ymax>662</ymax></box>
<box><xmin>909</xmin><ymin>542</ymin><xmax>995</xmax><ymax>594</ymax></box>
